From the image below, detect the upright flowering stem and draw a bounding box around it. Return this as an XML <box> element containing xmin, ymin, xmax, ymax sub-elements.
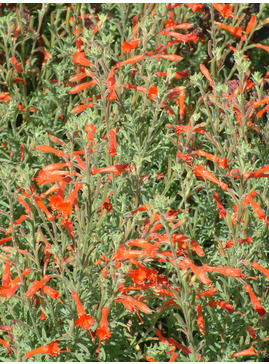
<box><xmin>210</xmin><ymin>5</ymin><xmax>217</xmax><ymax>79</ymax></box>
<box><xmin>98</xmin><ymin>59</ymin><xmax>110</xmax><ymax>135</ymax></box>
<box><xmin>84</xmin><ymin>140</ymin><xmax>93</xmax><ymax>237</ymax></box>
<box><xmin>179</xmin><ymin>283</ymin><xmax>197</xmax><ymax>360</ymax></box>
<box><xmin>29</xmin><ymin>188</ymin><xmax>55</xmax><ymax>243</ymax></box>
<box><xmin>6</xmin><ymin>181</ymin><xmax>18</xmax><ymax>250</ymax></box>
<box><xmin>226</xmin><ymin>3</ymin><xmax>266</xmax><ymax>81</ymax></box>
<box><xmin>162</xmin><ymin>221</ymin><xmax>197</xmax><ymax>360</ymax></box>
<box><xmin>199</xmin><ymin>86</ymin><xmax>216</xmax><ymax>135</ymax></box>
<box><xmin>5</xmin><ymin>181</ymin><xmax>44</xmax><ymax>343</ymax></box>
<box><xmin>238</xmin><ymin>66</ymin><xmax>247</xmax><ymax>143</ymax></box>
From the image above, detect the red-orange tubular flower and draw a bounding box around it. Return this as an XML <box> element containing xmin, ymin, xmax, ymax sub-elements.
<box><xmin>196</xmin><ymin>304</ymin><xmax>205</xmax><ymax>335</ymax></box>
<box><xmin>183</xmin><ymin>257</ymin><xmax>211</xmax><ymax>286</ymax></box>
<box><xmin>208</xmin><ymin>300</ymin><xmax>243</xmax><ymax>314</ymax></box>
<box><xmin>184</xmin><ymin>3</ymin><xmax>203</xmax><ymax>12</ymax></box>
<box><xmin>161</xmin><ymin>30</ymin><xmax>199</xmax><ymax>44</ymax></box>
<box><xmin>25</xmin><ymin>275</ymin><xmax>50</xmax><ymax>299</ymax></box>
<box><xmin>91</xmin><ymin>164</ymin><xmax>131</xmax><ymax>175</ymax></box>
<box><xmin>2</xmin><ymin>260</ymin><xmax>11</xmax><ymax>286</ymax></box>
<box><xmin>5</xmin><ymin>214</ymin><xmax>27</xmax><ymax>234</ymax></box>
<box><xmin>145</xmin><ymin>354</ymin><xmax>156</xmax><ymax>362</ymax></box>
<box><xmin>35</xmin><ymin>170</ymin><xmax>74</xmax><ymax>186</ymax></box>
<box><xmin>155</xmin><ymin>54</ymin><xmax>183</xmax><ymax>62</ymax></box>
<box><xmin>56</xmin><ymin>179</ymin><xmax>70</xmax><ymax>199</ymax></box>
<box><xmin>75</xmin><ymin>314</ymin><xmax>95</xmax><ymax>340</ymax></box>
<box><xmin>48</xmin><ymin>134</ymin><xmax>66</xmax><ymax>146</ymax></box>
<box><xmin>196</xmin><ymin>149</ymin><xmax>228</xmax><ymax>169</ymax></box>
<box><xmin>202</xmin><ymin>265</ymin><xmax>242</xmax><ymax>277</ymax></box>
<box><xmin>155</xmin><ymin>330</ymin><xmax>191</xmax><ymax>355</ymax></box>
<box><xmin>40</xmin><ymin>307</ymin><xmax>46</xmax><ymax>321</ymax></box>
<box><xmin>43</xmin><ymin>162</ymin><xmax>72</xmax><ymax>172</ymax></box>
<box><xmin>166</xmin><ymin>22</ymin><xmax>193</xmax><ymax>31</ymax></box>
<box><xmin>0</xmin><ymin>338</ymin><xmax>10</xmax><ymax>349</ymax></box>
<box><xmin>51</xmin><ymin>183</ymin><xmax>82</xmax><ymax>218</ymax></box>
<box><xmin>200</xmin><ymin>64</ymin><xmax>214</xmax><ymax>86</ymax></box>
<box><xmin>253</xmin><ymin>96</ymin><xmax>269</xmax><ymax>108</ymax></box>
<box><xmin>126</xmin><ymin>81</ymin><xmax>158</xmax><ymax>101</ymax></box>
<box><xmin>84</xmin><ymin>122</ymin><xmax>96</xmax><ymax>138</ymax></box>
<box><xmin>125</xmin><ymin>82</ymin><xmax>146</xmax><ymax>93</ymax></box>
<box><xmin>257</xmin><ymin>104</ymin><xmax>269</xmax><ymax>118</ymax></box>
<box><xmin>10</xmin><ymin>268</ymin><xmax>31</xmax><ymax>286</ymax></box>
<box><xmin>213</xmin><ymin>3</ymin><xmax>234</xmax><ymax>18</ymax></box>
<box><xmin>246</xmin><ymin>326</ymin><xmax>257</xmax><ymax>339</ymax></box>
<box><xmin>20</xmin><ymin>144</ymin><xmax>25</xmax><ymax>162</ymax></box>
<box><xmin>0</xmin><ymin>237</ymin><xmax>12</xmax><ymax>246</ymax></box>
<box><xmin>244</xmin><ymin>195</ymin><xmax>266</xmax><ymax>221</ymax></box>
<box><xmin>40</xmin><ymin>184</ymin><xmax>59</xmax><ymax>199</ymax></box>
<box><xmin>65</xmin><ymin>183</ymin><xmax>83</xmax><ymax>206</ymax></box>
<box><xmin>69</xmin><ymin>80</ymin><xmax>97</xmax><ymax>94</ymax></box>
<box><xmin>96</xmin><ymin>307</ymin><xmax>111</xmax><ymax>352</ymax></box>
<box><xmin>225</xmin><ymin>237</ymin><xmax>252</xmax><ymax>249</ymax></box>
<box><xmin>71</xmin><ymin>102</ymin><xmax>94</xmax><ymax>114</ymax></box>
<box><xmin>167</xmin><ymin>3</ymin><xmax>180</xmax><ymax>10</ymax></box>
<box><xmin>244</xmin><ymin>163</ymin><xmax>269</xmax><ymax>179</ymax></box>
<box><xmin>147</xmin><ymin>84</ymin><xmax>158</xmax><ymax>101</ymax></box>
<box><xmin>113</xmin><ymin>245</ymin><xmax>148</xmax><ymax>261</ymax></box>
<box><xmin>120</xmin><ymin>39</ymin><xmax>139</xmax><ymax>55</ymax></box>
<box><xmin>33</xmin><ymin>145</ymin><xmax>63</xmax><ymax>157</ymax></box>
<box><xmin>34</xmin><ymin>194</ymin><xmax>54</xmax><ymax>221</ymax></box>
<box><xmin>71</xmin><ymin>292</ymin><xmax>87</xmax><ymax>316</ymax></box>
<box><xmin>190</xmin><ymin>240</ymin><xmax>204</xmax><ymax>256</ymax></box>
<box><xmin>195</xmin><ymin>286</ymin><xmax>217</xmax><ymax>299</ymax></box>
<box><xmin>109</xmin><ymin>129</ymin><xmax>117</xmax><ymax>157</ymax></box>
<box><xmin>246</xmin><ymin>15</ymin><xmax>256</xmax><ymax>34</ymax></box>
<box><xmin>106</xmin><ymin>66</ymin><xmax>120</xmax><ymax>101</ymax></box>
<box><xmin>255</xmin><ymin>43</ymin><xmax>269</xmax><ymax>53</ymax></box>
<box><xmin>231</xmin><ymin>345</ymin><xmax>259</xmax><ymax>358</ymax></box>
<box><xmin>192</xmin><ymin>164</ymin><xmax>228</xmax><ymax>190</ymax></box>
<box><xmin>0</xmin><ymin>92</ymin><xmax>11</xmax><ymax>102</ymax></box>
<box><xmin>71</xmin><ymin>292</ymin><xmax>95</xmax><ymax>340</ymax></box>
<box><xmin>74</xmin><ymin>154</ymin><xmax>86</xmax><ymax>171</ymax></box>
<box><xmin>48</xmin><ymin>196</ymin><xmax>65</xmax><ymax>215</ymax></box>
<box><xmin>251</xmin><ymin>261</ymin><xmax>269</xmax><ymax>280</ymax></box>
<box><xmin>217</xmin><ymin>24</ymin><xmax>243</xmax><ymax>38</ymax></box>
<box><xmin>166</xmin><ymin>122</ymin><xmax>205</xmax><ymax>134</ymax></box>
<box><xmin>60</xmin><ymin>218</ymin><xmax>75</xmax><ymax>237</ymax></box>
<box><xmin>213</xmin><ymin>192</ymin><xmax>226</xmax><ymax>218</ymax></box>
<box><xmin>17</xmin><ymin>195</ymin><xmax>31</xmax><ymax>214</ymax></box>
<box><xmin>10</xmin><ymin>57</ymin><xmax>23</xmax><ymax>73</ymax></box>
<box><xmin>25</xmin><ymin>341</ymin><xmax>70</xmax><ymax>359</ymax></box>
<box><xmin>42</xmin><ymin>285</ymin><xmax>63</xmax><ymax>304</ymax></box>
<box><xmin>69</xmin><ymin>72</ymin><xmax>88</xmax><ymax>82</ymax></box>
<box><xmin>72</xmin><ymin>52</ymin><xmax>92</xmax><ymax>67</ymax></box>
<box><xmin>179</xmin><ymin>88</ymin><xmax>185</xmax><ymax>119</ymax></box>
<box><xmin>244</xmin><ymin>284</ymin><xmax>266</xmax><ymax>318</ymax></box>
<box><xmin>115</xmin><ymin>294</ymin><xmax>152</xmax><ymax>314</ymax></box>
<box><xmin>0</xmin><ymin>268</ymin><xmax>31</xmax><ymax>300</ymax></box>
<box><xmin>176</xmin><ymin>151</ymin><xmax>193</xmax><ymax>162</ymax></box>
<box><xmin>127</xmin><ymin>259</ymin><xmax>157</xmax><ymax>284</ymax></box>
<box><xmin>116</xmin><ymin>54</ymin><xmax>145</xmax><ymax>68</ymax></box>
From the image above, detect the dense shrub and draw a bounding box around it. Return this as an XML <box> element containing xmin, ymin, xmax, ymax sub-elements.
<box><xmin>0</xmin><ymin>3</ymin><xmax>269</xmax><ymax>361</ymax></box>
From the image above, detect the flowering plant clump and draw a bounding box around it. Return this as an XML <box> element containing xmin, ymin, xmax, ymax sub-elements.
<box><xmin>0</xmin><ymin>3</ymin><xmax>269</xmax><ymax>362</ymax></box>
